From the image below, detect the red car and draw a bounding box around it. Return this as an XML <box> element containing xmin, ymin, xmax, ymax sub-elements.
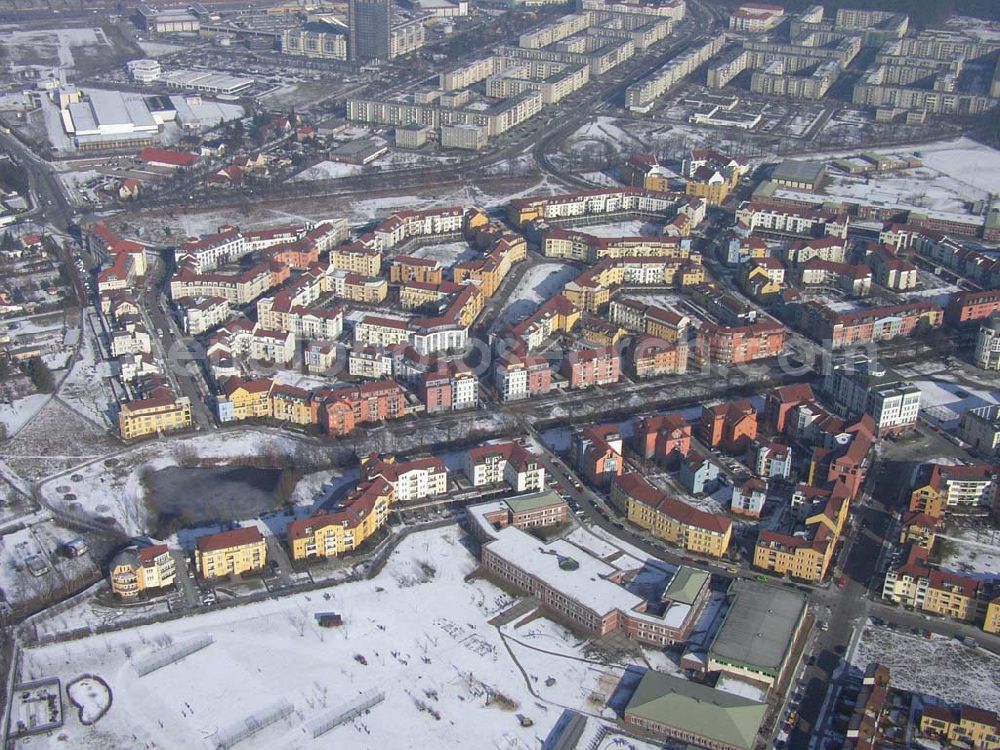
<box><xmin>836</xmin><ymin>575</ymin><xmax>847</xmax><ymax>587</ymax></box>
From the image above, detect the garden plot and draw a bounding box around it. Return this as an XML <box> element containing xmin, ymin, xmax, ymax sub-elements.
<box><xmin>851</xmin><ymin>622</ymin><xmax>1000</xmax><ymax>711</ymax></box>
<box><xmin>493</xmin><ymin>262</ymin><xmax>577</xmax><ymax>330</ymax></box>
<box><xmin>0</xmin><ymin>399</ymin><xmax>120</xmax><ymax>485</ymax></box>
<box><xmin>18</xmin><ymin>526</ymin><xmax>621</xmax><ymax>750</ymax></box>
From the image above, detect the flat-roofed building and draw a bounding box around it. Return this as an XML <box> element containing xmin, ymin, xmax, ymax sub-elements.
<box><xmin>708</xmin><ymin>579</ymin><xmax>807</xmax><ymax>687</ymax></box>
<box><xmin>959</xmin><ymin>404</ymin><xmax>1000</xmax><ymax>457</ymax></box>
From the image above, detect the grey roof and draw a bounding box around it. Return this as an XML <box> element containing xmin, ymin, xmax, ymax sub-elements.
<box><xmin>772</xmin><ymin>159</ymin><xmax>826</xmax><ymax>185</ymax></box>
<box><xmin>709</xmin><ymin>580</ymin><xmax>806</xmax><ymax>674</ymax></box>
<box><xmin>625</xmin><ymin>670</ymin><xmax>766</xmax><ymax>750</ymax></box>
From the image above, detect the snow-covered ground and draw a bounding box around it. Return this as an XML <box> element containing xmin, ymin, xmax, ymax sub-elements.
<box><xmin>18</xmin><ymin>526</ymin><xmax>624</xmax><ymax>750</ymax></box>
<box><xmin>939</xmin><ymin>524</ymin><xmax>1000</xmax><ymax>580</ymax></box>
<box><xmin>0</xmin><ymin>394</ymin><xmax>49</xmax><ymax>437</ymax></box>
<box><xmin>290</xmin><ymin>161</ymin><xmax>365</xmax><ymax>181</ymax></box>
<box><xmin>851</xmin><ymin>622</ymin><xmax>1000</xmax><ymax>711</ymax></box>
<box><xmin>568</xmin><ymin>220</ymin><xmax>661</xmax><ymax>238</ymax></box>
<box><xmin>406</xmin><ymin>240</ymin><xmax>475</xmax><ymax>266</ymax></box>
<box><xmin>2</xmin><ymin>27</ymin><xmax>106</xmax><ymax>69</ymax></box>
<box><xmin>493</xmin><ymin>262</ymin><xmax>577</xmax><ymax>329</ymax></box>
<box><xmin>819</xmin><ymin>166</ymin><xmax>987</xmax><ymax>220</ymax></box>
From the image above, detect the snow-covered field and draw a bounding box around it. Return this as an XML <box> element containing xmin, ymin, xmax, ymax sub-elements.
<box><xmin>1</xmin><ymin>27</ymin><xmax>106</xmax><ymax>69</ymax></box>
<box><xmin>406</xmin><ymin>241</ymin><xmax>475</xmax><ymax>265</ymax></box>
<box><xmin>290</xmin><ymin>161</ymin><xmax>365</xmax><ymax>181</ymax></box>
<box><xmin>851</xmin><ymin>622</ymin><xmax>1000</xmax><ymax>711</ymax></box>
<box><xmin>939</xmin><ymin>524</ymin><xmax>1000</xmax><ymax>580</ymax></box>
<box><xmin>493</xmin><ymin>262</ymin><xmax>577</xmax><ymax>329</ymax></box>
<box><xmin>569</xmin><ymin>220</ymin><xmax>661</xmax><ymax>238</ymax></box>
<box><xmin>0</xmin><ymin>394</ymin><xmax>49</xmax><ymax>437</ymax></box>
<box><xmin>17</xmin><ymin>526</ymin><xmax>624</xmax><ymax>750</ymax></box>
<box><xmin>820</xmin><ymin>166</ymin><xmax>987</xmax><ymax>219</ymax></box>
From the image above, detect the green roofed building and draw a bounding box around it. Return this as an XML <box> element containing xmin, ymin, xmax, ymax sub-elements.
<box><xmin>663</xmin><ymin>566</ymin><xmax>710</xmax><ymax>606</ymax></box>
<box><xmin>624</xmin><ymin>670</ymin><xmax>766</xmax><ymax>750</ymax></box>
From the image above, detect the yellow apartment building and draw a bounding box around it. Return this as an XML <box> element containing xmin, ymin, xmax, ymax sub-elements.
<box><xmin>118</xmin><ymin>389</ymin><xmax>192</xmax><ymax>440</ymax></box>
<box><xmin>287</xmin><ymin>480</ymin><xmax>392</xmax><ymax>560</ymax></box>
<box><xmin>613</xmin><ymin>474</ymin><xmax>732</xmax><ymax>558</ymax></box>
<box><xmin>330</xmin><ymin>245</ymin><xmax>382</xmax><ymax>276</ymax></box>
<box><xmin>220</xmin><ymin>377</ymin><xmax>275</xmax><ymax>420</ymax></box>
<box><xmin>194</xmin><ymin>527</ymin><xmax>267</xmax><ymax>579</ymax></box>
<box><xmin>271</xmin><ymin>384</ymin><xmax>313</xmax><ymax>425</ymax></box>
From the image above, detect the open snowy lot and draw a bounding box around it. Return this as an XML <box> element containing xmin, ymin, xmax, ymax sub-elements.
<box><xmin>406</xmin><ymin>240</ymin><xmax>477</xmax><ymax>265</ymax></box>
<box><xmin>569</xmin><ymin>220</ymin><xmax>661</xmax><ymax>238</ymax></box>
<box><xmin>17</xmin><ymin>526</ymin><xmax>623</xmax><ymax>750</ymax></box>
<box><xmin>821</xmin><ymin>166</ymin><xmax>987</xmax><ymax>219</ymax></box>
<box><xmin>290</xmin><ymin>161</ymin><xmax>365</xmax><ymax>182</ymax></box>
<box><xmin>939</xmin><ymin>522</ymin><xmax>1000</xmax><ymax>580</ymax></box>
<box><xmin>1</xmin><ymin>27</ymin><xmax>108</xmax><ymax>70</ymax></box>
<box><xmin>493</xmin><ymin>262</ymin><xmax>577</xmax><ymax>330</ymax></box>
<box><xmin>851</xmin><ymin>622</ymin><xmax>1000</xmax><ymax>710</ymax></box>
<box><xmin>0</xmin><ymin>399</ymin><xmax>120</xmax><ymax>486</ymax></box>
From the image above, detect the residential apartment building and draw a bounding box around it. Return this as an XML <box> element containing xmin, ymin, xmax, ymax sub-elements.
<box><xmin>465</xmin><ymin>441</ymin><xmax>546</xmax><ymax>493</ymax></box>
<box><xmin>699</xmin><ymin>400</ymin><xmax>758</xmax><ymax>454</ymax></box>
<box><xmin>494</xmin><ymin>352</ymin><xmax>553</xmax><ymax>401</ymax></box>
<box><xmin>625</xmin><ymin>335</ymin><xmax>689</xmax><ymax>379</ymax></box>
<box><xmin>194</xmin><ymin>527</ymin><xmax>267</xmax><ymax>579</ymax></box>
<box><xmin>945</xmin><ymin>290</ymin><xmax>1000</xmax><ymax>327</ymax></box>
<box><xmin>796</xmin><ymin>299</ymin><xmax>943</xmax><ymax>347</ymax></box>
<box><xmin>882</xmin><ymin>545</ymin><xmax>986</xmax><ymax>623</ymax></box>
<box><xmin>576</xmin><ymin>425</ymin><xmax>625</xmax><ymax>488</ymax></box>
<box><xmin>823</xmin><ymin>357</ymin><xmax>921</xmax><ymax>436</ymax></box>
<box><xmin>560</xmin><ymin>346</ymin><xmax>620</xmax><ymax>389</ymax></box>
<box><xmin>908</xmin><ymin>463</ymin><xmax>999</xmax><ymax>517</ymax></box>
<box><xmin>694</xmin><ymin>318</ymin><xmax>786</xmax><ymax>365</ymax></box>
<box><xmin>118</xmin><ymin>387</ymin><xmax>192</xmax><ymax>440</ymax></box>
<box><xmin>287</xmin><ymin>479</ymin><xmax>393</xmax><ymax>561</ymax></box>
<box><xmin>959</xmin><ymin>404</ymin><xmax>1000</xmax><ymax>456</ymax></box>
<box><xmin>362</xmin><ymin>453</ymin><xmax>448</xmax><ymax>503</ymax></box>
<box><xmin>634</xmin><ymin>413</ymin><xmax>691</xmax><ymax>464</ymax></box>
<box><xmin>613</xmin><ymin>473</ymin><xmax>733</xmax><ymax>558</ymax></box>
<box><xmin>975</xmin><ymin>314</ymin><xmax>1000</xmax><ymax>371</ymax></box>
<box><xmin>754</xmin><ymin>482</ymin><xmax>851</xmax><ymax>582</ymax></box>
<box><xmin>109</xmin><ymin>545</ymin><xmax>176</xmax><ymax>599</ymax></box>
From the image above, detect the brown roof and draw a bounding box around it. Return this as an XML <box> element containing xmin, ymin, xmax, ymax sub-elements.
<box><xmin>196</xmin><ymin>526</ymin><xmax>263</xmax><ymax>553</ymax></box>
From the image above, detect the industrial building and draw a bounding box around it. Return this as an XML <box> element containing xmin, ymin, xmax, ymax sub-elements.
<box><xmin>62</xmin><ymin>89</ymin><xmax>160</xmax><ymax>151</ymax></box>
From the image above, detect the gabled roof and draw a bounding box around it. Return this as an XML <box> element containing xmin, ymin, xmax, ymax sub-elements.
<box><xmin>625</xmin><ymin>670</ymin><xmax>766</xmax><ymax>750</ymax></box>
